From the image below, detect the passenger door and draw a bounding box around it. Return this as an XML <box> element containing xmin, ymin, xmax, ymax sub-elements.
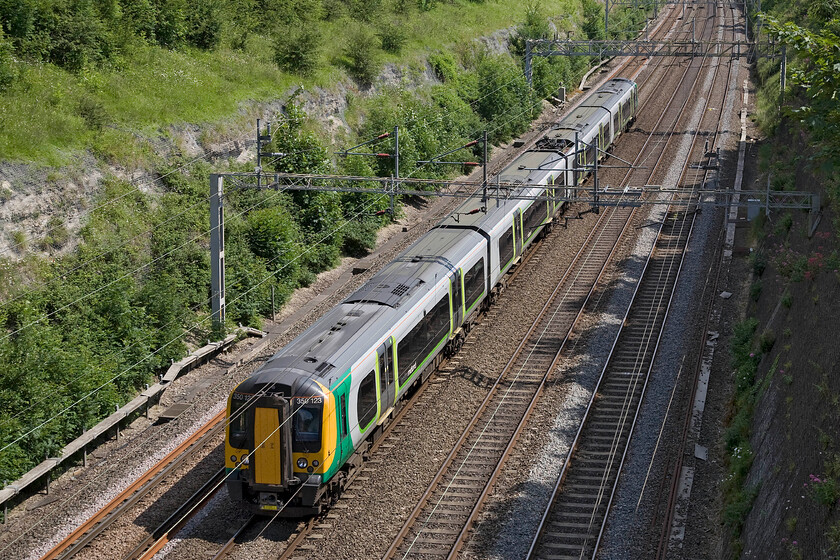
<box><xmin>377</xmin><ymin>338</ymin><xmax>396</xmax><ymax>414</ymax></box>
<box><xmin>451</xmin><ymin>269</ymin><xmax>463</xmax><ymax>329</ymax></box>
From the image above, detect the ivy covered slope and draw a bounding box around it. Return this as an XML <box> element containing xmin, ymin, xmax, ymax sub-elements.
<box><xmin>0</xmin><ymin>0</ymin><xmax>651</xmax><ymax>488</ymax></box>
<box><xmin>714</xmin><ymin>0</ymin><xmax>840</xmax><ymax>557</ymax></box>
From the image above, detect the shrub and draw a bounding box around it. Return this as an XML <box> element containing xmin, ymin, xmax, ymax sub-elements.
<box><xmin>723</xmin><ymin>484</ymin><xmax>759</xmax><ymax>536</ymax></box>
<box><xmin>43</xmin><ymin>1</ymin><xmax>114</xmax><ymax>71</ymax></box>
<box><xmin>808</xmin><ymin>474</ymin><xmax>840</xmax><ymax>506</ymax></box>
<box><xmin>377</xmin><ymin>20</ymin><xmax>407</xmax><ymax>54</ymax></box>
<box><xmin>749</xmin><ymin>251</ymin><xmax>766</xmax><ymax>276</ymax></box>
<box><xmin>121</xmin><ymin>0</ymin><xmax>157</xmax><ymax>41</ymax></box>
<box><xmin>78</xmin><ymin>97</ymin><xmax>108</xmax><ymax>131</ymax></box>
<box><xmin>344</xmin><ymin>24</ymin><xmax>381</xmax><ymax>84</ymax></box>
<box><xmin>274</xmin><ymin>26</ymin><xmax>322</xmax><ymax>76</ymax></box>
<box><xmin>428</xmin><ymin>51</ymin><xmax>458</xmax><ymax>82</ymax></box>
<box><xmin>759</xmin><ymin>329</ymin><xmax>775</xmax><ymax>353</ymax></box>
<box><xmin>581</xmin><ymin>0</ymin><xmax>606</xmax><ymax>40</ymax></box>
<box><xmin>476</xmin><ymin>55</ymin><xmax>534</xmax><ymax>143</ymax></box>
<box><xmin>153</xmin><ymin>0</ymin><xmax>187</xmax><ymax>48</ymax></box>
<box><xmin>774</xmin><ymin>212</ymin><xmax>794</xmax><ymax>235</ymax></box>
<box><xmin>750</xmin><ymin>281</ymin><xmax>762</xmax><ymax>301</ymax></box>
<box><xmin>348</xmin><ymin>0</ymin><xmax>383</xmax><ymax>22</ymax></box>
<box><xmin>781</xmin><ymin>290</ymin><xmax>792</xmax><ymax>308</ymax></box>
<box><xmin>0</xmin><ymin>27</ymin><xmax>15</xmax><ymax>91</ymax></box>
<box><xmin>510</xmin><ymin>1</ymin><xmax>551</xmax><ymax>56</ymax></box>
<box><xmin>342</xmin><ymin>218</ymin><xmax>378</xmax><ymax>257</ymax></box>
<box><xmin>184</xmin><ymin>0</ymin><xmax>222</xmax><ymax>50</ymax></box>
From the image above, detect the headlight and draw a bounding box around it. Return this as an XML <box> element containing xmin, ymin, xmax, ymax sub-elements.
<box><xmin>230</xmin><ymin>454</ymin><xmax>237</xmax><ymax>463</ymax></box>
<box><xmin>240</xmin><ymin>455</ymin><xmax>249</xmax><ymax>465</ymax></box>
<box><xmin>311</xmin><ymin>459</ymin><xmax>319</xmax><ymax>467</ymax></box>
<box><xmin>297</xmin><ymin>457</ymin><xmax>308</xmax><ymax>469</ymax></box>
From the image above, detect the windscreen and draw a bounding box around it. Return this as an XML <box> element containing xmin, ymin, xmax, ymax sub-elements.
<box><xmin>292</xmin><ymin>399</ymin><xmax>323</xmax><ymax>453</ymax></box>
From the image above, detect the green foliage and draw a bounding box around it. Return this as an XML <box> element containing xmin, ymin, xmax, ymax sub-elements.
<box><xmin>184</xmin><ymin>0</ymin><xmax>222</xmax><ymax>50</ymax></box>
<box><xmin>348</xmin><ymin>0</ymin><xmax>383</xmax><ymax>22</ymax></box>
<box><xmin>510</xmin><ymin>1</ymin><xmax>552</xmax><ymax>56</ymax></box>
<box><xmin>0</xmin><ymin>0</ymin><xmax>601</xmax><ymax>486</ymax></box>
<box><xmin>78</xmin><ymin>96</ymin><xmax>108</xmax><ymax>130</ymax></box>
<box><xmin>122</xmin><ymin>0</ymin><xmax>157</xmax><ymax>42</ymax></box>
<box><xmin>274</xmin><ymin>25</ymin><xmax>321</xmax><ymax>76</ymax></box>
<box><xmin>477</xmin><ymin>54</ymin><xmax>535</xmax><ymax>143</ymax></box>
<box><xmin>808</xmin><ymin>475</ymin><xmax>840</xmax><ymax>506</ymax></box>
<box><xmin>749</xmin><ymin>250</ymin><xmax>766</xmax><ymax>275</ymax></box>
<box><xmin>0</xmin><ymin>25</ymin><xmax>16</xmax><ymax>91</ymax></box>
<box><xmin>151</xmin><ymin>0</ymin><xmax>187</xmax><ymax>48</ymax></box>
<box><xmin>723</xmin><ymin>484</ymin><xmax>760</xmax><ymax>535</ymax></box>
<box><xmin>781</xmin><ymin>289</ymin><xmax>792</xmax><ymax>308</ymax></box>
<box><xmin>343</xmin><ymin>23</ymin><xmax>381</xmax><ymax>84</ymax></box>
<box><xmin>377</xmin><ymin>19</ymin><xmax>407</xmax><ymax>54</ymax></box>
<box><xmin>759</xmin><ymin>329</ymin><xmax>775</xmax><ymax>353</ymax></box>
<box><xmin>581</xmin><ymin>0</ymin><xmax>605</xmax><ymax>40</ymax></box>
<box><xmin>428</xmin><ymin>51</ymin><xmax>457</xmax><ymax>82</ymax></box>
<box><xmin>763</xmin><ymin>16</ymin><xmax>840</xmax><ymax>173</ymax></box>
<box><xmin>750</xmin><ymin>280</ymin><xmax>762</xmax><ymax>301</ymax></box>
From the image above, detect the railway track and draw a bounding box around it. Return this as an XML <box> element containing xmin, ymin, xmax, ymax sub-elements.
<box><xmin>649</xmin><ymin>1</ymin><xmax>742</xmax><ymax>555</ymax></box>
<box><xmin>524</xmin><ymin>3</ymin><xmax>739</xmax><ymax>557</ymax></box>
<box><xmin>368</xmin><ymin>4</ymin><xmax>725</xmax><ymax>559</ymax></box>
<box><xmin>21</xmin><ymin>5</ymin><xmax>744</xmax><ymax>560</ymax></box>
<box><xmin>527</xmin><ymin>203</ymin><xmax>697</xmax><ymax>559</ymax></box>
<box><xmin>379</xmin><ymin>196</ymin><xmax>638</xmax><ymax>559</ymax></box>
<box><xmin>40</xmin><ymin>411</ymin><xmax>225</xmax><ymax>560</ymax></box>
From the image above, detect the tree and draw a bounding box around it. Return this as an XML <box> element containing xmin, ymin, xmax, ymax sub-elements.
<box><xmin>764</xmin><ymin>17</ymin><xmax>840</xmax><ymax>166</ymax></box>
<box><xmin>274</xmin><ymin>25</ymin><xmax>321</xmax><ymax>76</ymax></box>
<box><xmin>0</xmin><ymin>26</ymin><xmax>14</xmax><ymax>91</ymax></box>
<box><xmin>185</xmin><ymin>0</ymin><xmax>221</xmax><ymax>50</ymax></box>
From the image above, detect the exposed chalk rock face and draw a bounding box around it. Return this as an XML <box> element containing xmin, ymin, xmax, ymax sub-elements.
<box><xmin>0</xmin><ymin>28</ymin><xmax>513</xmax><ymax>261</ymax></box>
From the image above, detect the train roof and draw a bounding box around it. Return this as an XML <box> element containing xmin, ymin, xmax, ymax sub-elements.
<box><xmin>238</xmin><ymin>228</ymin><xmax>485</xmax><ymax>392</ymax></box>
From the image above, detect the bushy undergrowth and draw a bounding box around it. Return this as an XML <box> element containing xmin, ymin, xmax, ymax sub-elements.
<box><xmin>723</xmin><ymin>318</ymin><xmax>762</xmax><ymax>537</ymax></box>
<box><xmin>0</xmin><ymin>103</ymin><xmax>397</xmax><ymax>483</ymax></box>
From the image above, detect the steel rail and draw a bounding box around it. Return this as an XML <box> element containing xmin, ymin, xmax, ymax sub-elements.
<box><xmin>526</xmin><ymin>4</ymin><xmax>730</xmax><ymax>558</ymax></box>
<box><xmin>40</xmin><ymin>411</ymin><xmax>225</xmax><ymax>560</ymax></box>
<box><xmin>382</xmin><ymin>193</ymin><xmax>639</xmax><ymax>559</ymax></box>
<box><xmin>652</xmin><ymin>1</ymin><xmax>741</xmax><ymax>555</ymax></box>
<box><xmin>272</xmin><ymin>188</ymin><xmax>566</xmax><ymax>560</ymax></box>
<box><xmin>210</xmin><ymin>515</ymin><xmax>259</xmax><ymax>560</ymax></box>
<box><xmin>383</xmin><ymin>7</ymin><xmax>705</xmax><ymax>558</ymax></box>
<box><xmin>127</xmin><ymin>467</ymin><xmax>226</xmax><ymax>560</ymax></box>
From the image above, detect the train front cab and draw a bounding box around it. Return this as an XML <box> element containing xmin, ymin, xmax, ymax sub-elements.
<box><xmin>225</xmin><ymin>378</ymin><xmax>339</xmax><ymax>516</ymax></box>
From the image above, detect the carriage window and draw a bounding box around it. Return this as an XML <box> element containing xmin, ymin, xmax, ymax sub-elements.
<box><xmin>523</xmin><ymin>196</ymin><xmax>546</xmax><ymax>241</ymax></box>
<box><xmin>357</xmin><ymin>370</ymin><xmax>377</xmax><ymax>430</ymax></box>
<box><xmin>464</xmin><ymin>258</ymin><xmax>485</xmax><ymax>312</ymax></box>
<box><xmin>499</xmin><ymin>225</ymin><xmax>514</xmax><ymax>269</ymax></box>
<box><xmin>293</xmin><ymin>403</ymin><xmax>322</xmax><ymax>453</ymax></box>
<box><xmin>398</xmin><ymin>295</ymin><xmax>450</xmax><ymax>384</ymax></box>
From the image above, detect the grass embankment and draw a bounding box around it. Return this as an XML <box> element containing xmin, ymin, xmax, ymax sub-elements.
<box><xmin>0</xmin><ymin>0</ymin><xmax>583</xmax><ymax>164</ymax></box>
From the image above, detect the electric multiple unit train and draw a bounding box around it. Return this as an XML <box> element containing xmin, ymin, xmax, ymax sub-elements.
<box><xmin>224</xmin><ymin>78</ymin><xmax>638</xmax><ymax>516</ymax></box>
